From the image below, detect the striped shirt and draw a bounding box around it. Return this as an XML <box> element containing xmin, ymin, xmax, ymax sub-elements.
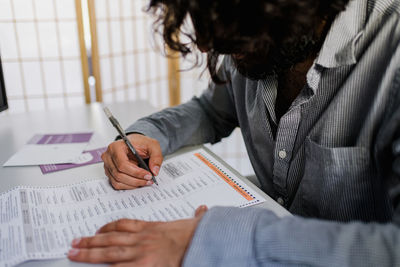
<box><xmin>128</xmin><ymin>0</ymin><xmax>400</xmax><ymax>265</ymax></box>
<box><xmin>129</xmin><ymin>0</ymin><xmax>400</xmax><ymax>223</ymax></box>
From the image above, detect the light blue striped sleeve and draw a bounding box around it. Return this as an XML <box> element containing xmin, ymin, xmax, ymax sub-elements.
<box><xmin>183</xmin><ymin>207</ymin><xmax>400</xmax><ymax>267</ymax></box>
<box><xmin>125</xmin><ymin>57</ymin><xmax>238</xmax><ymax>155</ymax></box>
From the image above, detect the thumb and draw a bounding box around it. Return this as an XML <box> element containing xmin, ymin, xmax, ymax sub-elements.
<box><xmin>147</xmin><ymin>142</ymin><xmax>163</xmax><ymax>175</ymax></box>
<box><xmin>194</xmin><ymin>205</ymin><xmax>208</xmax><ymax>218</ymax></box>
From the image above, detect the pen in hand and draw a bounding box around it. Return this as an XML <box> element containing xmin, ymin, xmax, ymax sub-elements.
<box><xmin>103</xmin><ymin>106</ymin><xmax>159</xmax><ymax>186</ymax></box>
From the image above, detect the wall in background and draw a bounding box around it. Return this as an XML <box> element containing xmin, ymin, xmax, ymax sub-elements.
<box><xmin>0</xmin><ymin>0</ymin><xmax>85</xmax><ymax>113</ymax></box>
<box><xmin>0</xmin><ymin>0</ymin><xmax>254</xmax><ymax>177</ymax></box>
<box><xmin>92</xmin><ymin>0</ymin><xmax>170</xmax><ymax>109</ymax></box>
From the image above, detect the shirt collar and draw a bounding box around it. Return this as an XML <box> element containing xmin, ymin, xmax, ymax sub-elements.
<box><xmin>315</xmin><ymin>0</ymin><xmax>368</xmax><ymax>68</ymax></box>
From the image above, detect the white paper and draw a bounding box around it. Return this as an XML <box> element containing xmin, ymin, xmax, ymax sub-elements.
<box><xmin>84</xmin><ymin>132</ymin><xmax>107</xmax><ymax>151</ymax></box>
<box><xmin>3</xmin><ymin>143</ymin><xmax>90</xmax><ymax>166</ymax></box>
<box><xmin>0</xmin><ymin>148</ymin><xmax>268</xmax><ymax>267</ymax></box>
<box><xmin>3</xmin><ymin>133</ymin><xmax>93</xmax><ymax>167</ymax></box>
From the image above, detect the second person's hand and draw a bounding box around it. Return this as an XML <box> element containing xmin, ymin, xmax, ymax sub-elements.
<box><xmin>101</xmin><ymin>133</ymin><xmax>163</xmax><ymax>190</ymax></box>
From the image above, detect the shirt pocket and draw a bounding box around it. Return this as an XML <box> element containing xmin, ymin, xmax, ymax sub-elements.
<box><xmin>297</xmin><ymin>136</ymin><xmax>379</xmax><ymax>221</ymax></box>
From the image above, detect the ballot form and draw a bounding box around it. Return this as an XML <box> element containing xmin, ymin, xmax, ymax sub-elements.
<box><xmin>0</xmin><ymin>148</ymin><xmax>267</xmax><ymax>267</ymax></box>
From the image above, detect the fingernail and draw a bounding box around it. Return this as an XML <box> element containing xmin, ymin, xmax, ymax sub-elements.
<box><xmin>153</xmin><ymin>166</ymin><xmax>160</xmax><ymax>175</ymax></box>
<box><xmin>200</xmin><ymin>205</ymin><xmax>207</xmax><ymax>210</ymax></box>
<box><xmin>144</xmin><ymin>174</ymin><xmax>152</xmax><ymax>180</ymax></box>
<box><xmin>71</xmin><ymin>238</ymin><xmax>81</xmax><ymax>247</ymax></box>
<box><xmin>68</xmin><ymin>248</ymin><xmax>80</xmax><ymax>257</ymax></box>
<box><xmin>146</xmin><ymin>180</ymin><xmax>153</xmax><ymax>186</ymax></box>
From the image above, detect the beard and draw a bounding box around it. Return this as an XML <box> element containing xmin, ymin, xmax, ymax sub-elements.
<box><xmin>232</xmin><ymin>32</ymin><xmax>322</xmax><ymax>80</ymax></box>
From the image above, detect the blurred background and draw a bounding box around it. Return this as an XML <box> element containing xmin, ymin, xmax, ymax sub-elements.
<box><xmin>0</xmin><ymin>0</ymin><xmax>254</xmax><ymax>177</ymax></box>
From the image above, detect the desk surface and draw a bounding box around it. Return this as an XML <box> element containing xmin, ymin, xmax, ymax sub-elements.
<box><xmin>0</xmin><ymin>101</ymin><xmax>156</xmax><ymax>193</ymax></box>
<box><xmin>0</xmin><ymin>101</ymin><xmax>155</xmax><ymax>267</ymax></box>
<box><xmin>0</xmin><ymin>101</ymin><xmax>288</xmax><ymax>267</ymax></box>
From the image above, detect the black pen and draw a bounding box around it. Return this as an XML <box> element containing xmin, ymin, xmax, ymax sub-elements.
<box><xmin>103</xmin><ymin>107</ymin><xmax>159</xmax><ymax>186</ymax></box>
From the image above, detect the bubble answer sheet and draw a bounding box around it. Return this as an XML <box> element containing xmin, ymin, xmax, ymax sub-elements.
<box><xmin>0</xmin><ymin>147</ymin><xmax>286</xmax><ymax>267</ymax></box>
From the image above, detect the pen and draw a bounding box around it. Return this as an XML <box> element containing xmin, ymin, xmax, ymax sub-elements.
<box><xmin>102</xmin><ymin>106</ymin><xmax>159</xmax><ymax>186</ymax></box>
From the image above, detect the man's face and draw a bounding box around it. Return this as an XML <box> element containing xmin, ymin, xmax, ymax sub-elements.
<box><xmin>230</xmin><ymin>32</ymin><xmax>320</xmax><ymax>80</ymax></box>
<box><xmin>190</xmin><ymin>1</ymin><xmax>324</xmax><ymax>80</ymax></box>
<box><xmin>197</xmin><ymin>35</ymin><xmax>320</xmax><ymax>80</ymax></box>
<box><xmin>148</xmin><ymin>0</ymin><xmax>348</xmax><ymax>84</ymax></box>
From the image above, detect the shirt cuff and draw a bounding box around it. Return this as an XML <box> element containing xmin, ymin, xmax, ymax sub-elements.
<box><xmin>182</xmin><ymin>207</ymin><xmax>279</xmax><ymax>267</ymax></box>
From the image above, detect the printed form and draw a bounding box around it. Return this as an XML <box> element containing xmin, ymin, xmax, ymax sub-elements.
<box><xmin>0</xmin><ymin>148</ymin><xmax>267</xmax><ymax>267</ymax></box>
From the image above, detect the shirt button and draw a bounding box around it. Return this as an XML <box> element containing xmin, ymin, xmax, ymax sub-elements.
<box><xmin>277</xmin><ymin>197</ymin><xmax>285</xmax><ymax>206</ymax></box>
<box><xmin>278</xmin><ymin>150</ymin><xmax>287</xmax><ymax>159</ymax></box>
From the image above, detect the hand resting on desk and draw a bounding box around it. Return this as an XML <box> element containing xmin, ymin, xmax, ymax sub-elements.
<box><xmin>68</xmin><ymin>205</ymin><xmax>208</xmax><ymax>266</ymax></box>
<box><xmin>101</xmin><ymin>134</ymin><xmax>163</xmax><ymax>189</ymax></box>
<box><xmin>73</xmin><ymin>135</ymin><xmax>209</xmax><ymax>266</ymax></box>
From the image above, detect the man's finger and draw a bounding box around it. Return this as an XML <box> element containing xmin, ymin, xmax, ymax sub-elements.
<box><xmin>108</xmin><ymin>141</ymin><xmax>129</xmax><ymax>161</ymax></box>
<box><xmin>112</xmin><ymin>258</ymin><xmax>156</xmax><ymax>267</ymax></box>
<box><xmin>102</xmin><ymin>152</ymin><xmax>117</xmax><ymax>174</ymax></box>
<box><xmin>109</xmin><ymin>179</ymin><xmax>137</xmax><ymax>190</ymax></box>
<box><xmin>111</xmin><ymin>152</ymin><xmax>152</xmax><ymax>180</ymax></box>
<box><xmin>68</xmin><ymin>246</ymin><xmax>140</xmax><ymax>263</ymax></box>
<box><xmin>105</xmin><ymin>168</ymin><xmax>138</xmax><ymax>190</ymax></box>
<box><xmin>103</xmin><ymin>164</ymin><xmax>114</xmax><ymax>182</ymax></box>
<box><xmin>111</xmin><ymin>144</ymin><xmax>141</xmax><ymax>174</ymax></box>
<box><xmin>106</xmin><ymin>165</ymin><xmax>150</xmax><ymax>188</ymax></box>
<box><xmin>97</xmin><ymin>219</ymin><xmax>150</xmax><ymax>234</ymax></box>
<box><xmin>72</xmin><ymin>232</ymin><xmax>139</xmax><ymax>248</ymax></box>
<box><xmin>195</xmin><ymin>205</ymin><xmax>208</xmax><ymax>218</ymax></box>
<box><xmin>147</xmin><ymin>141</ymin><xmax>163</xmax><ymax>176</ymax></box>
<box><xmin>112</xmin><ymin>262</ymin><xmax>141</xmax><ymax>267</ymax></box>
<box><xmin>103</xmin><ymin>151</ymin><xmax>152</xmax><ymax>188</ymax></box>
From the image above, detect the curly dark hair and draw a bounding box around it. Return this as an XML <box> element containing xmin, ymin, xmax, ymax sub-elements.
<box><xmin>147</xmin><ymin>0</ymin><xmax>349</xmax><ymax>83</ymax></box>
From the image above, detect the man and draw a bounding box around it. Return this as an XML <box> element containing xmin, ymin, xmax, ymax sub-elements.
<box><xmin>69</xmin><ymin>0</ymin><xmax>400</xmax><ymax>266</ymax></box>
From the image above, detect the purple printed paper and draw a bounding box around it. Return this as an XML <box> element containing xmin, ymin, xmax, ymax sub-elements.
<box><xmin>28</xmin><ymin>133</ymin><xmax>93</xmax><ymax>145</ymax></box>
<box><xmin>40</xmin><ymin>147</ymin><xmax>106</xmax><ymax>174</ymax></box>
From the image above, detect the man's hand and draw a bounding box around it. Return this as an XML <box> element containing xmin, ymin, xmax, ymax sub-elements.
<box><xmin>101</xmin><ymin>134</ymin><xmax>163</xmax><ymax>190</ymax></box>
<box><xmin>68</xmin><ymin>206</ymin><xmax>208</xmax><ymax>267</ymax></box>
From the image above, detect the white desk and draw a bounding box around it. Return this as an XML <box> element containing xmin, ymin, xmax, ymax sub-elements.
<box><xmin>0</xmin><ymin>101</ymin><xmax>156</xmax><ymax>193</ymax></box>
<box><xmin>1</xmin><ymin>101</ymin><xmax>155</xmax><ymax>267</ymax></box>
<box><xmin>0</xmin><ymin>101</ymin><xmax>288</xmax><ymax>267</ymax></box>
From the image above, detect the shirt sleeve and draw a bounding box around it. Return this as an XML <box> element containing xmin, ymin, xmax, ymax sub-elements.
<box><xmin>125</xmin><ymin>57</ymin><xmax>239</xmax><ymax>155</ymax></box>
<box><xmin>183</xmin><ymin>206</ymin><xmax>400</xmax><ymax>267</ymax></box>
